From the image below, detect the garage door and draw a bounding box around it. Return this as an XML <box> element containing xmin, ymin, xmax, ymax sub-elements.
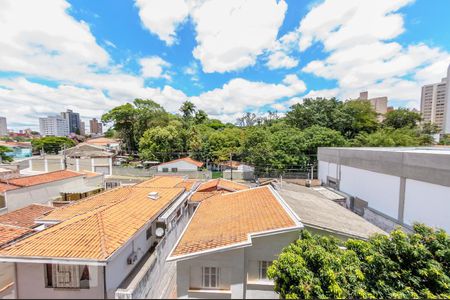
<box><xmin>94</xmin><ymin>166</ymin><xmax>110</xmax><ymax>175</ymax></box>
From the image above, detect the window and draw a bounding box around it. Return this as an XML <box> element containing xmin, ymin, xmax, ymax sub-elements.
<box><xmin>202</xmin><ymin>267</ymin><xmax>219</xmax><ymax>288</ymax></box>
<box><xmin>0</xmin><ymin>195</ymin><xmax>5</xmax><ymax>209</ymax></box>
<box><xmin>258</xmin><ymin>261</ymin><xmax>272</xmax><ymax>280</ymax></box>
<box><xmin>45</xmin><ymin>264</ymin><xmax>90</xmax><ymax>289</ymax></box>
<box><xmin>171</xmin><ymin>167</ymin><xmax>178</xmax><ymax>172</ymax></box>
<box><xmin>162</xmin><ymin>168</ymin><xmax>169</xmax><ymax>173</ymax></box>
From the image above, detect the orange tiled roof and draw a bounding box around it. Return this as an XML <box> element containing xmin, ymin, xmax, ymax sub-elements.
<box><xmin>190</xmin><ymin>191</ymin><xmax>226</xmax><ymax>203</ymax></box>
<box><xmin>135</xmin><ymin>175</ymin><xmax>186</xmax><ymax>188</ymax></box>
<box><xmin>171</xmin><ymin>186</ymin><xmax>299</xmax><ymax>258</ymax></box>
<box><xmin>0</xmin><ymin>204</ymin><xmax>55</xmax><ymax>228</ymax></box>
<box><xmin>158</xmin><ymin>157</ymin><xmax>204</xmax><ymax>168</ymax></box>
<box><xmin>0</xmin><ymin>224</ymin><xmax>32</xmax><ymax>246</ymax></box>
<box><xmin>175</xmin><ymin>179</ymin><xmax>198</xmax><ymax>191</ymax></box>
<box><xmin>0</xmin><ymin>182</ymin><xmax>19</xmax><ymax>193</ymax></box>
<box><xmin>0</xmin><ymin>186</ymin><xmax>184</xmax><ymax>260</ymax></box>
<box><xmin>1</xmin><ymin>170</ymin><xmax>83</xmax><ymax>188</ymax></box>
<box><xmin>196</xmin><ymin>178</ymin><xmax>250</xmax><ymax>193</ymax></box>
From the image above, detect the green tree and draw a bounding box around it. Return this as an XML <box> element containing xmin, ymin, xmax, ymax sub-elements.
<box><xmin>31</xmin><ymin>137</ymin><xmax>76</xmax><ymax>154</ymax></box>
<box><xmin>337</xmin><ymin>100</ymin><xmax>379</xmax><ymax>138</ymax></box>
<box><xmin>139</xmin><ymin>125</ymin><xmax>183</xmax><ymax>162</ymax></box>
<box><xmin>383</xmin><ymin>108</ymin><xmax>422</xmax><ymax>129</ymax></box>
<box><xmin>353</xmin><ymin>127</ymin><xmax>430</xmax><ymax>147</ymax></box>
<box><xmin>102</xmin><ymin>103</ymin><xmax>136</xmax><ymax>153</ymax></box>
<box><xmin>302</xmin><ymin>125</ymin><xmax>347</xmax><ymax>155</ymax></box>
<box><xmin>194</xmin><ymin>110</ymin><xmax>208</xmax><ymax>125</ymax></box>
<box><xmin>269</xmin><ymin>225</ymin><xmax>450</xmax><ymax>299</ymax></box>
<box><xmin>0</xmin><ymin>145</ymin><xmax>13</xmax><ymax>162</ymax></box>
<box><xmin>286</xmin><ymin>98</ymin><xmax>342</xmax><ymax>130</ymax></box>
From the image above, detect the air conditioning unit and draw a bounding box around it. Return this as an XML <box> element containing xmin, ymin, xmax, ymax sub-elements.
<box><xmin>127</xmin><ymin>252</ymin><xmax>138</xmax><ymax>265</ymax></box>
<box><xmin>155</xmin><ymin>221</ymin><xmax>166</xmax><ymax>238</ymax></box>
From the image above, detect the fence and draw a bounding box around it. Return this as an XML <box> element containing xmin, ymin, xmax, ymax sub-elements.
<box><xmin>115</xmin><ymin>213</ymin><xmax>189</xmax><ymax>299</ymax></box>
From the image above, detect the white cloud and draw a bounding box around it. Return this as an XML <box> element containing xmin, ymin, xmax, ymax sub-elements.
<box><xmin>139</xmin><ymin>56</ymin><xmax>171</xmax><ymax>79</ymax></box>
<box><xmin>134</xmin><ymin>0</ymin><xmax>189</xmax><ymax>45</ymax></box>
<box><xmin>292</xmin><ymin>0</ymin><xmax>450</xmax><ymax>107</ymax></box>
<box><xmin>190</xmin><ymin>74</ymin><xmax>306</xmax><ymax>118</ymax></box>
<box><xmin>135</xmin><ymin>0</ymin><xmax>288</xmax><ymax>73</ymax></box>
<box><xmin>266</xmin><ymin>51</ymin><xmax>299</xmax><ymax>70</ymax></box>
<box><xmin>190</xmin><ymin>0</ymin><xmax>288</xmax><ymax>73</ymax></box>
<box><xmin>302</xmin><ymin>88</ymin><xmax>339</xmax><ymax>99</ymax></box>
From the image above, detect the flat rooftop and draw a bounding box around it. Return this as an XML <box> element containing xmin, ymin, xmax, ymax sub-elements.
<box><xmin>274</xmin><ymin>182</ymin><xmax>385</xmax><ymax>240</ymax></box>
<box><xmin>322</xmin><ymin>146</ymin><xmax>450</xmax><ymax>155</ymax></box>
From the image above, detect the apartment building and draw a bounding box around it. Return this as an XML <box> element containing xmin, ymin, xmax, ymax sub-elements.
<box><xmin>318</xmin><ymin>147</ymin><xmax>450</xmax><ymax>232</ymax></box>
<box><xmin>60</xmin><ymin>109</ymin><xmax>81</xmax><ymax>134</ymax></box>
<box><xmin>0</xmin><ymin>117</ymin><xmax>7</xmax><ymax>136</ymax></box>
<box><xmin>89</xmin><ymin>118</ymin><xmax>103</xmax><ymax>135</ymax></box>
<box><xmin>420</xmin><ymin>64</ymin><xmax>450</xmax><ymax>134</ymax></box>
<box><xmin>0</xmin><ymin>175</ymin><xmax>196</xmax><ymax>299</ymax></box>
<box><xmin>169</xmin><ymin>186</ymin><xmax>303</xmax><ymax>299</ymax></box>
<box><xmin>358</xmin><ymin>91</ymin><xmax>388</xmax><ymax>121</ymax></box>
<box><xmin>38</xmin><ymin>116</ymin><xmax>69</xmax><ymax>137</ymax></box>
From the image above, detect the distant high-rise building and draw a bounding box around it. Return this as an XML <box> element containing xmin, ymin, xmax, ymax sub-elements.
<box><xmin>0</xmin><ymin>117</ymin><xmax>7</xmax><ymax>136</ymax></box>
<box><xmin>420</xmin><ymin>65</ymin><xmax>450</xmax><ymax>133</ymax></box>
<box><xmin>357</xmin><ymin>91</ymin><xmax>388</xmax><ymax>121</ymax></box>
<box><xmin>90</xmin><ymin>118</ymin><xmax>103</xmax><ymax>134</ymax></box>
<box><xmin>39</xmin><ymin>116</ymin><xmax>69</xmax><ymax>137</ymax></box>
<box><xmin>80</xmin><ymin>121</ymin><xmax>86</xmax><ymax>136</ymax></box>
<box><xmin>60</xmin><ymin>109</ymin><xmax>81</xmax><ymax>134</ymax></box>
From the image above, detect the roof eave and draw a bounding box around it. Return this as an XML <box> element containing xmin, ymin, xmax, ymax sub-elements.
<box><xmin>0</xmin><ymin>255</ymin><xmax>107</xmax><ymax>266</ymax></box>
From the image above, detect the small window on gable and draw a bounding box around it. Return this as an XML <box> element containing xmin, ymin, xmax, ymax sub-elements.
<box><xmin>171</xmin><ymin>167</ymin><xmax>178</xmax><ymax>173</ymax></box>
<box><xmin>202</xmin><ymin>267</ymin><xmax>219</xmax><ymax>288</ymax></box>
<box><xmin>162</xmin><ymin>168</ymin><xmax>169</xmax><ymax>173</ymax></box>
<box><xmin>258</xmin><ymin>261</ymin><xmax>272</xmax><ymax>280</ymax></box>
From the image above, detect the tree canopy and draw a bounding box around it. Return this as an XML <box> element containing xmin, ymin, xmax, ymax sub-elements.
<box><xmin>31</xmin><ymin>136</ymin><xmax>76</xmax><ymax>154</ymax></box>
<box><xmin>268</xmin><ymin>225</ymin><xmax>450</xmax><ymax>299</ymax></box>
<box><xmin>102</xmin><ymin>97</ymin><xmax>435</xmax><ymax>174</ymax></box>
<box><xmin>0</xmin><ymin>145</ymin><xmax>13</xmax><ymax>162</ymax></box>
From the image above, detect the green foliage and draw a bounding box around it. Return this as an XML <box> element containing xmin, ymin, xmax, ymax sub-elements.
<box><xmin>139</xmin><ymin>125</ymin><xmax>183</xmax><ymax>162</ymax></box>
<box><xmin>0</xmin><ymin>145</ymin><xmax>13</xmax><ymax>162</ymax></box>
<box><xmin>269</xmin><ymin>225</ymin><xmax>450</xmax><ymax>299</ymax></box>
<box><xmin>31</xmin><ymin>137</ymin><xmax>76</xmax><ymax>154</ymax></box>
<box><xmin>352</xmin><ymin>127</ymin><xmax>430</xmax><ymax>147</ymax></box>
<box><xmin>383</xmin><ymin>108</ymin><xmax>422</xmax><ymax>129</ymax></box>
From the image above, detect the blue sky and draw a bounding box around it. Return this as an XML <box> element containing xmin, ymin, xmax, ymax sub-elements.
<box><xmin>0</xmin><ymin>0</ymin><xmax>449</xmax><ymax>130</ymax></box>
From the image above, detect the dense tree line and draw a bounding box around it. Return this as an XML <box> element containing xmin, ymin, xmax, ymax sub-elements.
<box><xmin>101</xmin><ymin>97</ymin><xmax>435</xmax><ymax>173</ymax></box>
<box><xmin>268</xmin><ymin>224</ymin><xmax>450</xmax><ymax>299</ymax></box>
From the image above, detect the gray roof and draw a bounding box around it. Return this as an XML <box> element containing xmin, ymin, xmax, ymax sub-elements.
<box><xmin>274</xmin><ymin>182</ymin><xmax>385</xmax><ymax>240</ymax></box>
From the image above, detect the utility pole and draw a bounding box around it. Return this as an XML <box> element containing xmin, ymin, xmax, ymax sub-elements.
<box><xmin>63</xmin><ymin>144</ymin><xmax>67</xmax><ymax>170</ymax></box>
<box><xmin>229</xmin><ymin>152</ymin><xmax>233</xmax><ymax>181</ymax></box>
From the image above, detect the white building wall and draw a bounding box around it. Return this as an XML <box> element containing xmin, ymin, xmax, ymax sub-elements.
<box><xmin>3</xmin><ymin>176</ymin><xmax>85</xmax><ymax>213</ymax></box>
<box><xmin>444</xmin><ymin>64</ymin><xmax>450</xmax><ymax>133</ymax></box>
<box><xmin>0</xmin><ymin>117</ymin><xmax>7</xmax><ymax>136</ymax></box>
<box><xmin>338</xmin><ymin>166</ymin><xmax>400</xmax><ymax>219</ymax></box>
<box><xmin>404</xmin><ymin>179</ymin><xmax>450</xmax><ymax>231</ymax></box>
<box><xmin>176</xmin><ymin>231</ymin><xmax>300</xmax><ymax>299</ymax></box>
<box><xmin>15</xmin><ymin>263</ymin><xmax>104</xmax><ymax>299</ymax></box>
<box><xmin>318</xmin><ymin>161</ymin><xmax>338</xmax><ymax>184</ymax></box>
<box><xmin>157</xmin><ymin>161</ymin><xmax>198</xmax><ymax>172</ymax></box>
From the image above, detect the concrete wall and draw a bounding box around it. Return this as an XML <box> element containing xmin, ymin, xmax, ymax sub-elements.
<box><xmin>318</xmin><ymin>147</ymin><xmax>450</xmax><ymax>231</ymax></box>
<box><xmin>30</xmin><ymin>157</ymin><xmax>112</xmax><ymax>176</ymax></box>
<box><xmin>157</xmin><ymin>161</ymin><xmax>198</xmax><ymax>172</ymax></box>
<box><xmin>176</xmin><ymin>231</ymin><xmax>300</xmax><ymax>299</ymax></box>
<box><xmin>15</xmin><ymin>263</ymin><xmax>104</xmax><ymax>299</ymax></box>
<box><xmin>0</xmin><ymin>262</ymin><xmax>15</xmax><ymax>298</ymax></box>
<box><xmin>3</xmin><ymin>176</ymin><xmax>85</xmax><ymax>213</ymax></box>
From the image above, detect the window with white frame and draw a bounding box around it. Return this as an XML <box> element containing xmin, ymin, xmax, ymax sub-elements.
<box><xmin>258</xmin><ymin>261</ymin><xmax>272</xmax><ymax>280</ymax></box>
<box><xmin>45</xmin><ymin>264</ymin><xmax>90</xmax><ymax>289</ymax></box>
<box><xmin>202</xmin><ymin>267</ymin><xmax>219</xmax><ymax>288</ymax></box>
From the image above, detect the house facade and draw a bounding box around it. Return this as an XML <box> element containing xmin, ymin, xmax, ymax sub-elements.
<box><xmin>0</xmin><ymin>175</ymin><xmax>196</xmax><ymax>299</ymax></box>
<box><xmin>157</xmin><ymin>157</ymin><xmax>204</xmax><ymax>173</ymax></box>
<box><xmin>168</xmin><ymin>186</ymin><xmax>303</xmax><ymax>299</ymax></box>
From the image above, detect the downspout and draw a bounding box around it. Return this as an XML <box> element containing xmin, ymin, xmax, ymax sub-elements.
<box><xmin>103</xmin><ymin>266</ymin><xmax>107</xmax><ymax>299</ymax></box>
<box><xmin>14</xmin><ymin>262</ymin><xmax>19</xmax><ymax>299</ymax></box>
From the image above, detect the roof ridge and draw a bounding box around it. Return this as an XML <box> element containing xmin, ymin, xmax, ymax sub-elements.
<box><xmin>95</xmin><ymin>212</ymin><xmax>109</xmax><ymax>258</ymax></box>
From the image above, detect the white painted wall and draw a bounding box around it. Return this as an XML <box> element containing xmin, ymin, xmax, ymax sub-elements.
<box><xmin>4</xmin><ymin>176</ymin><xmax>85</xmax><ymax>213</ymax></box>
<box><xmin>157</xmin><ymin>161</ymin><xmax>198</xmax><ymax>172</ymax></box>
<box><xmin>176</xmin><ymin>231</ymin><xmax>300</xmax><ymax>299</ymax></box>
<box><xmin>338</xmin><ymin>166</ymin><xmax>400</xmax><ymax>219</ymax></box>
<box><xmin>318</xmin><ymin>161</ymin><xmax>338</xmax><ymax>184</ymax></box>
<box><xmin>15</xmin><ymin>263</ymin><xmax>104</xmax><ymax>299</ymax></box>
<box><xmin>404</xmin><ymin>179</ymin><xmax>450</xmax><ymax>231</ymax></box>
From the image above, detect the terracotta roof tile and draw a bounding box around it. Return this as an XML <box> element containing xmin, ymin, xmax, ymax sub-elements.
<box><xmin>0</xmin><ymin>225</ymin><xmax>32</xmax><ymax>247</ymax></box>
<box><xmin>171</xmin><ymin>186</ymin><xmax>299</xmax><ymax>258</ymax></box>
<box><xmin>158</xmin><ymin>157</ymin><xmax>204</xmax><ymax>168</ymax></box>
<box><xmin>0</xmin><ymin>186</ymin><xmax>184</xmax><ymax>260</ymax></box>
<box><xmin>190</xmin><ymin>191</ymin><xmax>227</xmax><ymax>203</ymax></box>
<box><xmin>1</xmin><ymin>170</ymin><xmax>82</xmax><ymax>188</ymax></box>
<box><xmin>196</xmin><ymin>178</ymin><xmax>250</xmax><ymax>193</ymax></box>
<box><xmin>135</xmin><ymin>176</ymin><xmax>186</xmax><ymax>188</ymax></box>
<box><xmin>0</xmin><ymin>182</ymin><xmax>19</xmax><ymax>193</ymax></box>
<box><xmin>0</xmin><ymin>204</ymin><xmax>55</xmax><ymax>228</ymax></box>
